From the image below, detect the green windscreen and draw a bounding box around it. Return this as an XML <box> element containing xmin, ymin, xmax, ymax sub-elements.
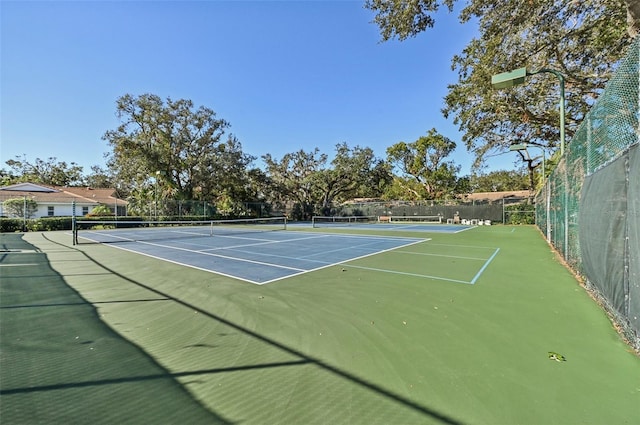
<box><xmin>535</xmin><ymin>38</ymin><xmax>639</xmax><ymax>349</ymax></box>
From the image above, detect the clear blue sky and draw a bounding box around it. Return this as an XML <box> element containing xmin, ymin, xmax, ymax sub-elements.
<box><xmin>1</xmin><ymin>0</ymin><xmax>515</xmax><ymax>178</ymax></box>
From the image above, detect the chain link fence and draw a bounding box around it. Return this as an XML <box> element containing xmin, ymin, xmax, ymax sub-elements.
<box><xmin>338</xmin><ymin>197</ymin><xmax>532</xmax><ymax>224</ymax></box>
<box><xmin>536</xmin><ymin>38</ymin><xmax>639</xmax><ymax>350</ymax></box>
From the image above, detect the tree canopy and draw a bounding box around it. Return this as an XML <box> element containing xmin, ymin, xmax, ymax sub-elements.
<box><xmin>386</xmin><ymin>128</ymin><xmax>464</xmax><ymax>199</ymax></box>
<box><xmin>471</xmin><ymin>169</ymin><xmax>529</xmax><ymax>193</ymax></box>
<box><xmin>3</xmin><ymin>90</ymin><xmax>534</xmax><ymax>220</ymax></box>
<box><xmin>102</xmin><ymin>94</ymin><xmax>257</xmax><ymax>214</ymax></box>
<box><xmin>262</xmin><ymin>144</ymin><xmax>391</xmax><ymax>219</ymax></box>
<box><xmin>3</xmin><ymin>156</ymin><xmax>85</xmax><ymax>186</ymax></box>
<box><xmin>315</xmin><ymin>143</ymin><xmax>392</xmax><ymax>213</ymax></box>
<box><xmin>262</xmin><ymin>148</ymin><xmax>328</xmax><ymax>220</ymax></box>
<box><xmin>366</xmin><ymin>0</ymin><xmax>635</xmax><ymax>169</ymax></box>
<box><xmin>365</xmin><ymin>0</ymin><xmax>639</xmax><ymax>41</ymax></box>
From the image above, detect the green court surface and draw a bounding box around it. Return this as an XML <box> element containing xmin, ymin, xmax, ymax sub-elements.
<box><xmin>1</xmin><ymin>226</ymin><xmax>639</xmax><ymax>424</ymax></box>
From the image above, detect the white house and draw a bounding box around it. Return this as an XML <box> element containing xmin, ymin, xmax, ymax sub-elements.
<box><xmin>0</xmin><ymin>183</ymin><xmax>127</xmax><ymax>218</ymax></box>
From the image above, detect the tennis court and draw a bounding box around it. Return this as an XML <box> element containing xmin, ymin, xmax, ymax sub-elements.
<box><xmin>2</xmin><ymin>226</ymin><xmax>639</xmax><ymax>425</ymax></box>
<box><xmin>74</xmin><ymin>222</ymin><xmax>429</xmax><ymax>284</ymax></box>
<box><xmin>307</xmin><ymin>215</ymin><xmax>475</xmax><ymax>233</ymax></box>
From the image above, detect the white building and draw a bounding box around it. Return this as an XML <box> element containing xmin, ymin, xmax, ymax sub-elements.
<box><xmin>0</xmin><ymin>183</ymin><xmax>127</xmax><ymax>218</ymax></box>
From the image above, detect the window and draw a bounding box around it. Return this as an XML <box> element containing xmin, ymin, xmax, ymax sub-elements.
<box><xmin>82</xmin><ymin>206</ymin><xmax>89</xmax><ymax>216</ymax></box>
<box><xmin>47</xmin><ymin>206</ymin><xmax>54</xmax><ymax>216</ymax></box>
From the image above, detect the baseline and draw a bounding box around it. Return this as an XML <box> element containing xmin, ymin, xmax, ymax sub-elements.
<box><xmin>76</xmin><ymin>230</ymin><xmax>427</xmax><ymax>285</ymax></box>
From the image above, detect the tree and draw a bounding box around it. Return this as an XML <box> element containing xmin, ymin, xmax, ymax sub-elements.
<box><xmin>365</xmin><ymin>0</ymin><xmax>634</xmax><ymax>168</ymax></box>
<box><xmin>84</xmin><ymin>166</ymin><xmax>113</xmax><ymax>189</ymax></box>
<box><xmin>196</xmin><ymin>136</ymin><xmax>256</xmax><ymax>209</ymax></box>
<box><xmin>365</xmin><ymin>0</ymin><xmax>639</xmax><ymax>40</ymax></box>
<box><xmin>629</xmin><ymin>0</ymin><xmax>640</xmax><ymax>37</ymax></box>
<box><xmin>443</xmin><ymin>0</ymin><xmax>630</xmax><ymax>168</ymax></box>
<box><xmin>262</xmin><ymin>149</ymin><xmax>327</xmax><ymax>220</ymax></box>
<box><xmin>261</xmin><ymin>144</ymin><xmax>390</xmax><ymax>218</ymax></box>
<box><xmin>314</xmin><ymin>143</ymin><xmax>391</xmax><ymax>213</ymax></box>
<box><xmin>470</xmin><ymin>169</ymin><xmax>529</xmax><ymax>193</ymax></box>
<box><xmin>385</xmin><ymin>128</ymin><xmax>463</xmax><ymax>199</ymax></box>
<box><xmin>4</xmin><ymin>155</ymin><xmax>84</xmax><ymax>186</ymax></box>
<box><xmin>382</xmin><ymin>176</ymin><xmax>427</xmax><ymax>201</ymax></box>
<box><xmin>364</xmin><ymin>0</ymin><xmax>456</xmax><ymax>42</ymax></box>
<box><xmin>103</xmin><ymin>94</ymin><xmax>255</xmax><ymax>212</ymax></box>
<box><xmin>241</xmin><ymin>167</ymin><xmax>274</xmax><ymax>217</ymax></box>
<box><xmin>3</xmin><ymin>198</ymin><xmax>38</xmax><ymax>219</ymax></box>
<box><xmin>0</xmin><ymin>168</ymin><xmax>17</xmax><ymax>186</ymax></box>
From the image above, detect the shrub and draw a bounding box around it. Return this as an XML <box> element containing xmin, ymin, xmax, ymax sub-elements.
<box><xmin>504</xmin><ymin>203</ymin><xmax>535</xmax><ymax>224</ymax></box>
<box><xmin>0</xmin><ymin>218</ymin><xmax>24</xmax><ymax>232</ymax></box>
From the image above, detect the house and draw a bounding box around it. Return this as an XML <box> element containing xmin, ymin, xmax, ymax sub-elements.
<box><xmin>0</xmin><ymin>183</ymin><xmax>127</xmax><ymax>218</ymax></box>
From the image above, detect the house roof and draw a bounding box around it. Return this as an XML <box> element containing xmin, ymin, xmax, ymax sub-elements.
<box><xmin>0</xmin><ymin>183</ymin><xmax>127</xmax><ymax>206</ymax></box>
<box><xmin>462</xmin><ymin>190</ymin><xmax>531</xmax><ymax>201</ymax></box>
<box><xmin>61</xmin><ymin>186</ymin><xmax>128</xmax><ymax>206</ymax></box>
<box><xmin>1</xmin><ymin>182</ymin><xmax>58</xmax><ymax>193</ymax></box>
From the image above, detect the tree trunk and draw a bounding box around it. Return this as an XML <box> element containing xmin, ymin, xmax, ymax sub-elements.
<box><xmin>627</xmin><ymin>0</ymin><xmax>640</xmax><ymax>38</ymax></box>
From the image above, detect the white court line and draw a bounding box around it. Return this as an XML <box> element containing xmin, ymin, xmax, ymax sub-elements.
<box><xmin>81</xmin><ymin>231</ymin><xmax>307</xmax><ymax>271</ymax></box>
<box><xmin>470</xmin><ymin>248</ymin><xmax>500</xmax><ymax>284</ymax></box>
<box><xmin>292</xmin><ymin>230</ymin><xmax>430</xmax><ymax>242</ymax></box>
<box><xmin>300</xmin><ymin>237</ymin><xmax>426</xmax><ymax>260</ymax></box>
<box><xmin>452</xmin><ymin>226</ymin><xmax>477</xmax><ymax>233</ymax></box>
<box><xmin>391</xmin><ymin>250</ymin><xmax>489</xmax><ymax>261</ymax></box>
<box><xmin>259</xmin><ymin>237</ymin><xmax>427</xmax><ymax>285</ymax></box>
<box><xmin>85</xmin><ymin>242</ymin><xmax>265</xmax><ymax>285</ymax></box>
<box><xmin>199</xmin><ymin>234</ymin><xmax>332</xmax><ymax>252</ymax></box>
<box><xmin>338</xmin><ymin>245</ymin><xmax>500</xmax><ymax>285</ymax></box>
<box><xmin>139</xmin><ymin>240</ymin><xmax>308</xmax><ymax>271</ymax></box>
<box><xmin>154</xmin><ymin>232</ymin><xmax>421</xmax><ymax>258</ymax></box>
<box><xmin>225</xmin><ymin>236</ymin><xmax>421</xmax><ymax>265</ymax></box>
<box><xmin>341</xmin><ymin>264</ymin><xmax>471</xmax><ymax>285</ymax></box>
<box><xmin>422</xmin><ymin>242</ymin><xmax>498</xmax><ymax>250</ymax></box>
<box><xmin>138</xmin><ymin>233</ymin><xmax>285</xmax><ymax>251</ymax></box>
<box><xmin>0</xmin><ymin>263</ymin><xmax>38</xmax><ymax>267</ymax></box>
<box><xmin>81</xmin><ymin>230</ymin><xmax>428</xmax><ymax>285</ymax></box>
<box><xmin>209</xmin><ymin>234</ymin><xmax>286</xmax><ymax>243</ymax></box>
<box><xmin>98</xmin><ymin>238</ymin><xmax>309</xmax><ymax>272</ymax></box>
<box><xmin>388</xmin><ymin>223</ymin><xmax>475</xmax><ymax>235</ymax></box>
<box><xmin>83</xmin><ymin>229</ymin><xmax>210</xmax><ymax>243</ymax></box>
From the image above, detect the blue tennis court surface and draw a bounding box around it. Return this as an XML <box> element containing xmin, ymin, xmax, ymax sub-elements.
<box><xmin>78</xmin><ymin>229</ymin><xmax>426</xmax><ymax>284</ymax></box>
<box><xmin>292</xmin><ymin>221</ymin><xmax>474</xmax><ymax>233</ymax></box>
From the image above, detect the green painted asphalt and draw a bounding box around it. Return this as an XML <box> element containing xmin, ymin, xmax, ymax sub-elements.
<box><xmin>1</xmin><ymin>226</ymin><xmax>639</xmax><ymax>424</ymax></box>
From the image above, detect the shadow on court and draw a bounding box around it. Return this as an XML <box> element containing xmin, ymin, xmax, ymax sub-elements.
<box><xmin>0</xmin><ymin>233</ymin><xmax>230</xmax><ymax>424</ymax></box>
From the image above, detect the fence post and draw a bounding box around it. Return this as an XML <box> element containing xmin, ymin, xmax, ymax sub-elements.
<box><xmin>22</xmin><ymin>195</ymin><xmax>27</xmax><ymax>232</ymax></box>
<box><xmin>72</xmin><ymin>200</ymin><xmax>77</xmax><ymax>245</ymax></box>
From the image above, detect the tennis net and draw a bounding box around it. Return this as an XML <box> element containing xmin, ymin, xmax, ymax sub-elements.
<box><xmin>73</xmin><ymin>217</ymin><xmax>287</xmax><ymax>244</ymax></box>
<box><xmin>311</xmin><ymin>215</ymin><xmax>379</xmax><ymax>228</ymax></box>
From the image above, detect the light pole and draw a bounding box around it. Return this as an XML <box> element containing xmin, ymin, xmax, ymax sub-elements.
<box><xmin>510</xmin><ymin>143</ymin><xmax>550</xmax><ymax>242</ymax></box>
<box><xmin>491</xmin><ymin>67</ymin><xmax>566</xmax><ymax>156</ymax></box>
<box><xmin>23</xmin><ymin>195</ymin><xmax>27</xmax><ymax>232</ymax></box>
<box><xmin>492</xmin><ymin>67</ymin><xmax>568</xmax><ymax>256</ymax></box>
